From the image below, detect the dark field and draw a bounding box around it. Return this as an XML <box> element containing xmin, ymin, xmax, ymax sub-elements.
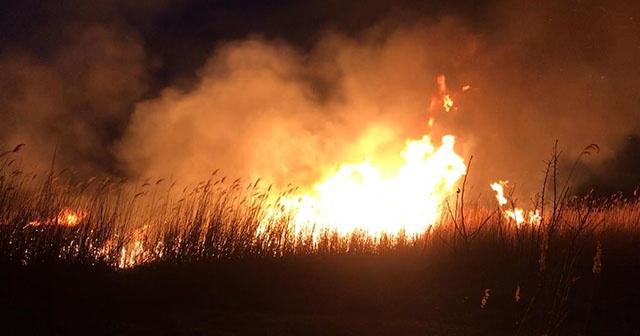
<box><xmin>2</xmin><ymin>229</ymin><xmax>639</xmax><ymax>335</ymax></box>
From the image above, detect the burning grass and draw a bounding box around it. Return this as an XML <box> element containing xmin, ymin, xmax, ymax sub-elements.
<box><xmin>1</xmin><ymin>145</ymin><xmax>639</xmax><ymax>335</ymax></box>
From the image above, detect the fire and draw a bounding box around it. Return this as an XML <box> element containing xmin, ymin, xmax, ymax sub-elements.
<box><xmin>56</xmin><ymin>208</ymin><xmax>86</xmax><ymax>227</ymax></box>
<box><xmin>118</xmin><ymin>225</ymin><xmax>156</xmax><ymax>269</ymax></box>
<box><xmin>21</xmin><ymin>74</ymin><xmax>472</xmax><ymax>268</ymax></box>
<box><xmin>29</xmin><ymin>208</ymin><xmax>87</xmax><ymax>227</ymax></box>
<box><xmin>490</xmin><ymin>181</ymin><xmax>541</xmax><ymax>225</ymax></box>
<box><xmin>431</xmin><ymin>74</ymin><xmax>460</xmax><ymax>113</ymax></box>
<box><xmin>260</xmin><ymin>74</ymin><xmax>470</xmax><ymax>240</ymax></box>
<box><xmin>264</xmin><ymin>135</ymin><xmax>466</xmax><ymax>239</ymax></box>
<box><xmin>490</xmin><ymin>180</ymin><xmax>509</xmax><ymax>206</ymax></box>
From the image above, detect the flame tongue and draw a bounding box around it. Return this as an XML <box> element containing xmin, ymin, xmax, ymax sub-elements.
<box><xmin>262</xmin><ymin>74</ymin><xmax>470</xmax><ymax>239</ymax></box>
<box><xmin>490</xmin><ymin>181</ymin><xmax>509</xmax><ymax>206</ymax></box>
<box><xmin>29</xmin><ymin>208</ymin><xmax>86</xmax><ymax>227</ymax></box>
<box><xmin>435</xmin><ymin>74</ymin><xmax>455</xmax><ymax>113</ymax></box>
<box><xmin>57</xmin><ymin>209</ymin><xmax>85</xmax><ymax>227</ymax></box>
<box><xmin>271</xmin><ymin>134</ymin><xmax>467</xmax><ymax>238</ymax></box>
<box><xmin>490</xmin><ymin>181</ymin><xmax>541</xmax><ymax>225</ymax></box>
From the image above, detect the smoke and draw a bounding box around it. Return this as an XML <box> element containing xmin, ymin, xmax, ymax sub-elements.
<box><xmin>1</xmin><ymin>0</ymin><xmax>639</xmax><ymax>196</ymax></box>
<box><xmin>456</xmin><ymin>0</ymin><xmax>640</xmax><ymax>195</ymax></box>
<box><xmin>0</xmin><ymin>21</ymin><xmax>148</xmax><ymax>175</ymax></box>
<box><xmin>116</xmin><ymin>20</ymin><xmax>481</xmax><ymax>189</ymax></box>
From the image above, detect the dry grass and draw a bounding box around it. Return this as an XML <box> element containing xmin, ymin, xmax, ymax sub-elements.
<box><xmin>1</xmin><ymin>145</ymin><xmax>639</xmax><ymax>335</ymax></box>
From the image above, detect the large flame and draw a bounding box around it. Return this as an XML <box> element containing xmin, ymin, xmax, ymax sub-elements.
<box><xmin>23</xmin><ymin>74</ymin><xmax>470</xmax><ymax>267</ymax></box>
<box><xmin>264</xmin><ymin>137</ymin><xmax>466</xmax><ymax>240</ymax></box>
<box><xmin>260</xmin><ymin>75</ymin><xmax>469</xmax><ymax>240</ymax></box>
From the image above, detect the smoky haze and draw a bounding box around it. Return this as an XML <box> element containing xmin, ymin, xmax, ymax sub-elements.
<box><xmin>1</xmin><ymin>0</ymin><xmax>639</xmax><ymax>197</ymax></box>
<box><xmin>0</xmin><ymin>5</ymin><xmax>150</xmax><ymax>175</ymax></box>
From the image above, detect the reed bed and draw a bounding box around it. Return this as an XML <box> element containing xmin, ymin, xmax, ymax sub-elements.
<box><xmin>1</xmin><ymin>144</ymin><xmax>638</xmax><ymax>269</ymax></box>
<box><xmin>1</xmin><ymin>145</ymin><xmax>639</xmax><ymax>335</ymax></box>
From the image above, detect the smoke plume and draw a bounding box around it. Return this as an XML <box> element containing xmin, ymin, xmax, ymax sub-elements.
<box><xmin>1</xmin><ymin>0</ymin><xmax>638</xmax><ymax>197</ymax></box>
<box><xmin>0</xmin><ymin>22</ymin><xmax>148</xmax><ymax>175</ymax></box>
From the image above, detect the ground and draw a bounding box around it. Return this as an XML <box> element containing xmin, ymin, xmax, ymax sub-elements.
<box><xmin>1</xmin><ymin>247</ymin><xmax>638</xmax><ymax>335</ymax></box>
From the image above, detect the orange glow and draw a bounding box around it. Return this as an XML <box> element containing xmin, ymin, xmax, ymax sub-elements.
<box><xmin>56</xmin><ymin>208</ymin><xmax>86</xmax><ymax>227</ymax></box>
<box><xmin>29</xmin><ymin>208</ymin><xmax>87</xmax><ymax>227</ymax></box>
<box><xmin>490</xmin><ymin>181</ymin><xmax>541</xmax><ymax>225</ymax></box>
<box><xmin>259</xmin><ymin>74</ymin><xmax>470</xmax><ymax>240</ymax></box>
<box><xmin>439</xmin><ymin>74</ymin><xmax>455</xmax><ymax>112</ymax></box>
<box><xmin>26</xmin><ymin>74</ymin><xmax>472</xmax><ymax>268</ymax></box>
<box><xmin>436</xmin><ymin>74</ymin><xmax>447</xmax><ymax>95</ymax></box>
<box><xmin>263</xmin><ymin>134</ymin><xmax>467</xmax><ymax>239</ymax></box>
<box><xmin>442</xmin><ymin>94</ymin><xmax>454</xmax><ymax>112</ymax></box>
<box><xmin>430</xmin><ymin>74</ymin><xmax>467</xmax><ymax>113</ymax></box>
<box><xmin>118</xmin><ymin>225</ymin><xmax>154</xmax><ymax>269</ymax></box>
<box><xmin>490</xmin><ymin>181</ymin><xmax>508</xmax><ymax>206</ymax></box>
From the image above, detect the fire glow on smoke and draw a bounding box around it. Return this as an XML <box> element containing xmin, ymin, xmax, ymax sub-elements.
<box><xmin>259</xmin><ymin>74</ymin><xmax>469</xmax><ymax>239</ymax></box>
<box><xmin>23</xmin><ymin>74</ymin><xmax>539</xmax><ymax>268</ymax></box>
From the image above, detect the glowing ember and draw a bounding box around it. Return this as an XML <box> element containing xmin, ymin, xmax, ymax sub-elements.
<box><xmin>265</xmin><ymin>134</ymin><xmax>467</xmax><ymax>239</ymax></box>
<box><xmin>118</xmin><ymin>225</ymin><xmax>152</xmax><ymax>269</ymax></box>
<box><xmin>442</xmin><ymin>94</ymin><xmax>454</xmax><ymax>112</ymax></box>
<box><xmin>29</xmin><ymin>208</ymin><xmax>87</xmax><ymax>227</ymax></box>
<box><xmin>430</xmin><ymin>74</ymin><xmax>460</xmax><ymax>113</ymax></box>
<box><xmin>56</xmin><ymin>208</ymin><xmax>85</xmax><ymax>227</ymax></box>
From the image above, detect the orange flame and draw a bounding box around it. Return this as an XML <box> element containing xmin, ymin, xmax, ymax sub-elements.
<box><xmin>31</xmin><ymin>74</ymin><xmax>472</xmax><ymax>268</ymax></box>
<box><xmin>263</xmin><ymin>134</ymin><xmax>467</xmax><ymax>239</ymax></box>
<box><xmin>442</xmin><ymin>94</ymin><xmax>454</xmax><ymax>113</ymax></box>
<box><xmin>490</xmin><ymin>181</ymin><xmax>541</xmax><ymax>225</ymax></box>
<box><xmin>490</xmin><ymin>181</ymin><xmax>509</xmax><ymax>206</ymax></box>
<box><xmin>56</xmin><ymin>208</ymin><xmax>86</xmax><ymax>227</ymax></box>
<box><xmin>259</xmin><ymin>74</ymin><xmax>471</xmax><ymax>240</ymax></box>
<box><xmin>29</xmin><ymin>208</ymin><xmax>87</xmax><ymax>227</ymax></box>
<box><xmin>430</xmin><ymin>74</ymin><xmax>463</xmax><ymax>113</ymax></box>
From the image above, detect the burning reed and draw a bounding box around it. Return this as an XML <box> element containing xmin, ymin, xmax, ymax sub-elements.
<box><xmin>1</xmin><ymin>142</ymin><xmax>638</xmax><ymax>270</ymax></box>
<box><xmin>2</xmin><ymin>143</ymin><xmax>640</xmax><ymax>335</ymax></box>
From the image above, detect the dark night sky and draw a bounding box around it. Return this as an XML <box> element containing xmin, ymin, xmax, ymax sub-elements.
<box><xmin>0</xmin><ymin>1</ymin><xmax>494</xmax><ymax>88</ymax></box>
<box><xmin>1</xmin><ymin>0</ymin><xmax>639</xmax><ymax>196</ymax></box>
